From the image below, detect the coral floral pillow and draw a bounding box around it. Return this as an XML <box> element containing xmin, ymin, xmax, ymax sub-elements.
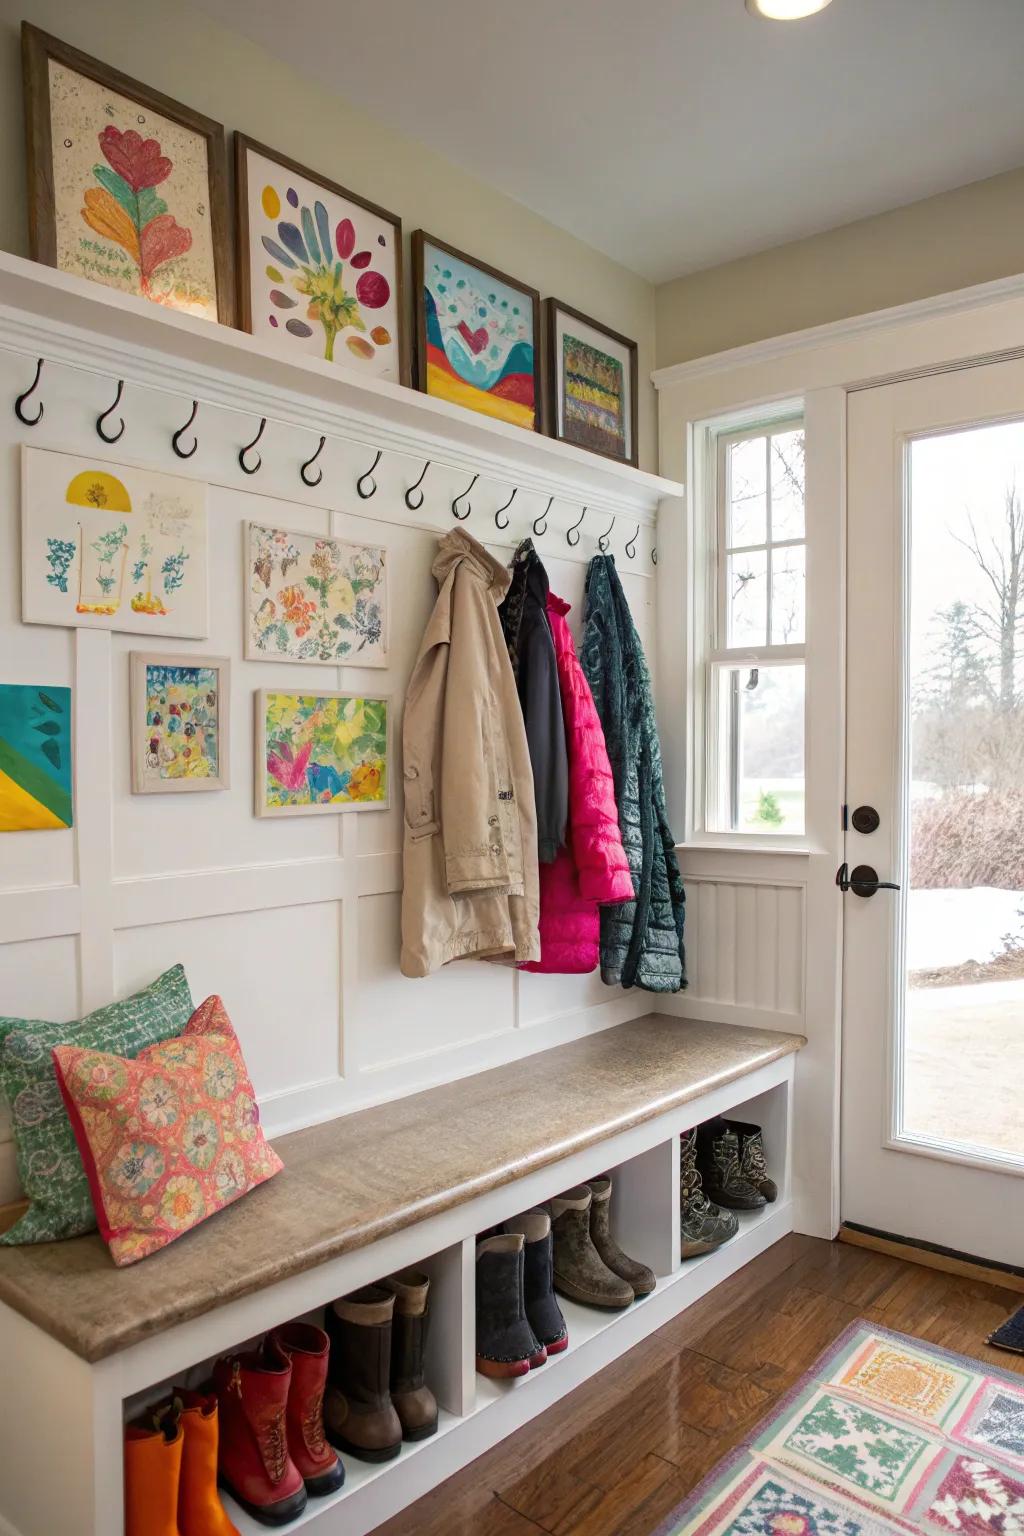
<box><xmin>52</xmin><ymin>996</ymin><xmax>283</xmax><ymax>1266</ymax></box>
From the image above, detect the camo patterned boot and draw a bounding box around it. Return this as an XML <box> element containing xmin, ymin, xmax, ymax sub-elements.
<box><xmin>680</xmin><ymin>1128</ymin><xmax>738</xmax><ymax>1259</ymax></box>
<box><xmin>726</xmin><ymin>1119</ymin><xmax>778</xmax><ymax>1203</ymax></box>
<box><xmin>698</xmin><ymin>1120</ymin><xmax>767</xmax><ymax>1211</ymax></box>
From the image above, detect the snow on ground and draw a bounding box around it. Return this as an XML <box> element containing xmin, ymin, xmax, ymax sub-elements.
<box><xmin>907</xmin><ymin>886</ymin><xmax>1023</xmax><ymax>971</ymax></box>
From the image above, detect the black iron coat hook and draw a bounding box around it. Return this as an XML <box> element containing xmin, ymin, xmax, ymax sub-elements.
<box><xmin>14</xmin><ymin>358</ymin><xmax>44</xmax><ymax>425</ymax></box>
<box><xmin>533</xmin><ymin>496</ymin><xmax>553</xmax><ymax>537</ymax></box>
<box><xmin>625</xmin><ymin>524</ymin><xmax>640</xmax><ymax>560</ymax></box>
<box><xmin>357</xmin><ymin>449</ymin><xmax>382</xmax><ymax>499</ymax></box>
<box><xmin>566</xmin><ymin>506</ymin><xmax>587</xmax><ymax>547</ymax></box>
<box><xmin>171</xmin><ymin>400</ymin><xmax>199</xmax><ymax>459</ymax></box>
<box><xmin>405</xmin><ymin>460</ymin><xmax>430</xmax><ymax>511</ymax></box>
<box><xmin>495</xmin><ymin>487</ymin><xmax>517</xmax><ymax>530</ymax></box>
<box><xmin>452</xmin><ymin>474</ymin><xmax>478</xmax><ymax>520</ymax></box>
<box><xmin>239</xmin><ymin>417</ymin><xmax>266</xmax><ymax>475</ymax></box>
<box><xmin>598</xmin><ymin>517</ymin><xmax>615</xmax><ymax>554</ymax></box>
<box><xmin>300</xmin><ymin>435</ymin><xmax>326</xmax><ymax>487</ymax></box>
<box><xmin>97</xmin><ymin>379</ymin><xmax>126</xmax><ymax>443</ymax></box>
<box><xmin>652</xmin><ymin>547</ymin><xmax>658</xmax><ymax>566</ymax></box>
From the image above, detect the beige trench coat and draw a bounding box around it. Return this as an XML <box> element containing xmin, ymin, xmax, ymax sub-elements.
<box><xmin>400</xmin><ymin>529</ymin><xmax>540</xmax><ymax>977</ymax></box>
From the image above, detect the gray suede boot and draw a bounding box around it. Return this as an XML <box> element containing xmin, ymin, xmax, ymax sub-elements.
<box><xmin>587</xmin><ymin>1177</ymin><xmax>656</xmax><ymax>1297</ymax></box>
<box><xmin>549</xmin><ymin>1186</ymin><xmax>634</xmax><ymax>1310</ymax></box>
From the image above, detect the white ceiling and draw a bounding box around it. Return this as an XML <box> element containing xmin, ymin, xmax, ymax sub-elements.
<box><xmin>197</xmin><ymin>0</ymin><xmax>1024</xmax><ymax>284</ymax></box>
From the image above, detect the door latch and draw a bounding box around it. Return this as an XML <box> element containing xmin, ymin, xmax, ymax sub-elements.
<box><xmin>835</xmin><ymin>862</ymin><xmax>901</xmax><ymax>898</ymax></box>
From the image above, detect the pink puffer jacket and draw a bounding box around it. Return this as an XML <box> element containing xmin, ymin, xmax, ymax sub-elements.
<box><xmin>521</xmin><ymin>592</ymin><xmax>634</xmax><ymax>973</ymax></box>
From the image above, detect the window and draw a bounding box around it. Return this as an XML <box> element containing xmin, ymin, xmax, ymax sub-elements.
<box><xmin>699</xmin><ymin>418</ymin><xmax>806</xmax><ymax>836</ymax></box>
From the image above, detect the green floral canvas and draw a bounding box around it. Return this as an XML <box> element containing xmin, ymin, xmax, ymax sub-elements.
<box><xmin>0</xmin><ymin>964</ymin><xmax>193</xmax><ymax>1244</ymax></box>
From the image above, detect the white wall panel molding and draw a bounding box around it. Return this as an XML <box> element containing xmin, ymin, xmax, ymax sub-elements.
<box><xmin>672</xmin><ymin>874</ymin><xmax>806</xmax><ymax>1022</ymax></box>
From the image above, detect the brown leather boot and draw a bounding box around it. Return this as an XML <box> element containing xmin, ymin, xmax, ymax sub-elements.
<box><xmin>587</xmin><ymin>1176</ymin><xmax>656</xmax><ymax>1297</ymax></box>
<box><xmin>380</xmin><ymin>1269</ymin><xmax>438</xmax><ymax>1442</ymax></box>
<box><xmin>269</xmin><ymin>1323</ymin><xmax>345</xmax><ymax>1497</ymax></box>
<box><xmin>550</xmin><ymin>1186</ymin><xmax>634</xmax><ymax>1310</ymax></box>
<box><xmin>324</xmin><ymin>1286</ymin><xmax>403</xmax><ymax>1463</ymax></box>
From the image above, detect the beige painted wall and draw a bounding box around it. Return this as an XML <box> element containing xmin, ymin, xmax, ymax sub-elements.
<box><xmin>0</xmin><ymin>0</ymin><xmax>658</xmax><ymax>467</ymax></box>
<box><xmin>656</xmin><ymin>165</ymin><xmax>1024</xmax><ymax>368</ymax></box>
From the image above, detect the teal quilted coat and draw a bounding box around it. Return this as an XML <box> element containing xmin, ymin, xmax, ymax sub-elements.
<box><xmin>581</xmin><ymin>556</ymin><xmax>686</xmax><ymax>993</ymax></box>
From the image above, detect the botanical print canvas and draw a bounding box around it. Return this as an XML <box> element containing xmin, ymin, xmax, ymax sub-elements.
<box><xmin>256</xmin><ymin>691</ymin><xmax>389</xmax><ymax>816</ymax></box>
<box><xmin>420</xmin><ymin>239</ymin><xmax>537</xmax><ymax>428</ymax></box>
<box><xmin>47</xmin><ymin>61</ymin><xmax>219</xmax><ymax>317</ymax></box>
<box><xmin>22</xmin><ymin>447</ymin><xmax>208</xmax><ymax>639</ymax></box>
<box><xmin>131</xmin><ymin>654</ymin><xmax>229</xmax><ymax>793</ymax></box>
<box><xmin>562</xmin><ymin>332</ymin><xmax>626</xmax><ymax>458</ymax></box>
<box><xmin>0</xmin><ymin>685</ymin><xmax>73</xmax><ymax>833</ymax></box>
<box><xmin>243</xmin><ymin>144</ymin><xmax>400</xmax><ymax>378</ymax></box>
<box><xmin>246</xmin><ymin>523</ymin><xmax>387</xmax><ymax>666</ymax></box>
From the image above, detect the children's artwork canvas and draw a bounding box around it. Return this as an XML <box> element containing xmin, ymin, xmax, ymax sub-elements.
<box><xmin>130</xmin><ymin>654</ymin><xmax>230</xmax><ymax>793</ymax></box>
<box><xmin>0</xmin><ymin>684</ymin><xmax>73</xmax><ymax>833</ymax></box>
<box><xmin>237</xmin><ymin>136</ymin><xmax>404</xmax><ymax>381</ymax></box>
<box><xmin>256</xmin><ymin>690</ymin><xmax>389</xmax><ymax>817</ymax></box>
<box><xmin>546</xmin><ymin>300</ymin><xmax>638</xmax><ymax>467</ymax></box>
<box><xmin>246</xmin><ymin>524</ymin><xmax>387</xmax><ymax>666</ymax></box>
<box><xmin>414</xmin><ymin>232</ymin><xmax>541</xmax><ymax>431</ymax></box>
<box><xmin>22</xmin><ymin>447</ymin><xmax>208</xmax><ymax>638</ymax></box>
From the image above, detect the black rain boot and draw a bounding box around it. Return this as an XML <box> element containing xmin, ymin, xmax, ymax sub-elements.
<box><xmin>698</xmin><ymin>1119</ymin><xmax>766</xmax><ymax>1211</ymax></box>
<box><xmin>380</xmin><ymin>1268</ymin><xmax>438</xmax><ymax>1441</ymax></box>
<box><xmin>475</xmin><ymin>1233</ymin><xmax>544</xmax><ymax>1378</ymax></box>
<box><xmin>725</xmin><ymin>1119</ymin><xmax>778</xmax><ymax>1202</ymax></box>
<box><xmin>503</xmin><ymin>1209</ymin><xmax>568</xmax><ymax>1354</ymax></box>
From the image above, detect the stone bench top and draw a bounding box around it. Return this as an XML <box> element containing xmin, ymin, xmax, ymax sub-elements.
<box><xmin>0</xmin><ymin>1014</ymin><xmax>804</xmax><ymax>1363</ymax></box>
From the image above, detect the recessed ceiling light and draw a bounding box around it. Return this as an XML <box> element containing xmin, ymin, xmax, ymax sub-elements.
<box><xmin>745</xmin><ymin>0</ymin><xmax>833</xmax><ymax>18</ymax></box>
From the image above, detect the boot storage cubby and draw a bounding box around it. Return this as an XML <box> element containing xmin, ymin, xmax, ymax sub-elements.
<box><xmin>0</xmin><ymin>1016</ymin><xmax>804</xmax><ymax>1536</ymax></box>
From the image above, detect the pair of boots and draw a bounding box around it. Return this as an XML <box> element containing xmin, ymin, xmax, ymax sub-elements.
<box><xmin>699</xmin><ymin>1118</ymin><xmax>777</xmax><ymax>1210</ymax></box>
<box><xmin>213</xmin><ymin>1322</ymin><xmax>343</xmax><ymax>1527</ymax></box>
<box><xmin>550</xmin><ymin>1176</ymin><xmax>655</xmax><ymax>1310</ymax></box>
<box><xmin>125</xmin><ymin>1393</ymin><xmax>238</xmax><ymax>1536</ymax></box>
<box><xmin>324</xmin><ymin>1268</ymin><xmax>438</xmax><ymax>1462</ymax></box>
<box><xmin>476</xmin><ymin>1209</ymin><xmax>568</xmax><ymax>1378</ymax></box>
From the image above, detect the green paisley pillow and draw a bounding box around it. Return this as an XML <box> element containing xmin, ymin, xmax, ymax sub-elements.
<box><xmin>0</xmin><ymin>964</ymin><xmax>193</xmax><ymax>1245</ymax></box>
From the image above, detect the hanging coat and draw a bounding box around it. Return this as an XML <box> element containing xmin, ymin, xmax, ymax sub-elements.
<box><xmin>580</xmin><ymin>555</ymin><xmax>686</xmax><ymax>993</ymax></box>
<box><xmin>400</xmin><ymin>528</ymin><xmax>540</xmax><ymax>977</ymax></box>
<box><xmin>498</xmin><ymin>539</ymin><xmax>569</xmax><ymax>863</ymax></box>
<box><xmin>521</xmin><ymin>591</ymin><xmax>635</xmax><ymax>974</ymax></box>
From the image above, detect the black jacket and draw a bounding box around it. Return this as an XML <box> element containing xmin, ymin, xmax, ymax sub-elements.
<box><xmin>499</xmin><ymin>540</ymin><xmax>568</xmax><ymax>863</ymax></box>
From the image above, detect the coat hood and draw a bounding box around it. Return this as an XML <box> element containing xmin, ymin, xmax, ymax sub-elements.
<box><xmin>547</xmin><ymin>591</ymin><xmax>571</xmax><ymax>618</ymax></box>
<box><xmin>431</xmin><ymin>527</ymin><xmax>510</xmax><ymax>599</ymax></box>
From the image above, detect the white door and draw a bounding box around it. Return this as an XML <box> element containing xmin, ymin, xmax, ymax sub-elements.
<box><xmin>843</xmin><ymin>360</ymin><xmax>1024</xmax><ymax>1268</ymax></box>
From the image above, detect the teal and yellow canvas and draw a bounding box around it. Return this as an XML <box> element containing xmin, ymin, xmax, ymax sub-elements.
<box><xmin>0</xmin><ymin>684</ymin><xmax>73</xmax><ymax>832</ymax></box>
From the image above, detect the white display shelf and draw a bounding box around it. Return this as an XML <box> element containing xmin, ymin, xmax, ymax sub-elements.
<box><xmin>0</xmin><ymin>251</ymin><xmax>683</xmax><ymax>519</ymax></box>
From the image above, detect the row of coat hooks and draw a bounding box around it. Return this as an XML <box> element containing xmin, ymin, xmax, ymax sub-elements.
<box><xmin>13</xmin><ymin>356</ymin><xmax>657</xmax><ymax>564</ymax></box>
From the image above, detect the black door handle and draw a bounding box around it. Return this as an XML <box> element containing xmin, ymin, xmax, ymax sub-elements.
<box><xmin>836</xmin><ymin>862</ymin><xmax>901</xmax><ymax>898</ymax></box>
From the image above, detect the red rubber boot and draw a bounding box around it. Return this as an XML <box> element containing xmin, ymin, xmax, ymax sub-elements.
<box><xmin>269</xmin><ymin>1323</ymin><xmax>345</xmax><ymax>1497</ymax></box>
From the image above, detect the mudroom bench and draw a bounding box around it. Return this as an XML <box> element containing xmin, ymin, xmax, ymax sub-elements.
<box><xmin>0</xmin><ymin>1014</ymin><xmax>804</xmax><ymax>1536</ymax></box>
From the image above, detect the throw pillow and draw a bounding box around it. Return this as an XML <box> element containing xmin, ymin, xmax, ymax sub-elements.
<box><xmin>52</xmin><ymin>995</ymin><xmax>283</xmax><ymax>1266</ymax></box>
<box><xmin>0</xmin><ymin>963</ymin><xmax>194</xmax><ymax>1245</ymax></box>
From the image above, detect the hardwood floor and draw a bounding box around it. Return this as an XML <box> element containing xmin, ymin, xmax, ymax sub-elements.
<box><xmin>374</xmin><ymin>1234</ymin><xmax>1024</xmax><ymax>1536</ymax></box>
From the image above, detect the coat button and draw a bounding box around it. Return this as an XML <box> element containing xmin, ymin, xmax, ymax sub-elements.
<box><xmin>404</xmin><ymin>766</ymin><xmax>418</xmax><ymax>779</ymax></box>
<box><xmin>488</xmin><ymin>815</ymin><xmax>499</xmax><ymax>826</ymax></box>
<box><xmin>490</xmin><ymin>843</ymin><xmax>502</xmax><ymax>855</ymax></box>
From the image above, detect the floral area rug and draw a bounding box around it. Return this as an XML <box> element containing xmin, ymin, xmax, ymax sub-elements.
<box><xmin>656</xmin><ymin>1321</ymin><xmax>1024</xmax><ymax>1536</ymax></box>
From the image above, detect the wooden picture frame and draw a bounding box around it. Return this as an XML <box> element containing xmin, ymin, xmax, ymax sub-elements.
<box><xmin>412</xmin><ymin>230</ymin><xmax>545</xmax><ymax>433</ymax></box>
<box><xmin>545</xmin><ymin>298</ymin><xmax>639</xmax><ymax>467</ymax></box>
<box><xmin>22</xmin><ymin>22</ymin><xmax>233</xmax><ymax>323</ymax></box>
<box><xmin>130</xmin><ymin>652</ymin><xmax>230</xmax><ymax>794</ymax></box>
<box><xmin>254</xmin><ymin>689</ymin><xmax>391</xmax><ymax>818</ymax></box>
<box><xmin>235</xmin><ymin>133</ymin><xmax>408</xmax><ymax>385</ymax></box>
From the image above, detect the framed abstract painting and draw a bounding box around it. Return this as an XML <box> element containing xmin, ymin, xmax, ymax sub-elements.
<box><xmin>255</xmin><ymin>690</ymin><xmax>390</xmax><ymax>817</ymax></box>
<box><xmin>22</xmin><ymin>24</ymin><xmax>232</xmax><ymax>321</ymax></box>
<box><xmin>235</xmin><ymin>134</ymin><xmax>406</xmax><ymax>383</ymax></box>
<box><xmin>545</xmin><ymin>299</ymin><xmax>638</xmax><ymax>467</ymax></box>
<box><xmin>412</xmin><ymin>231</ymin><xmax>543</xmax><ymax>431</ymax></box>
<box><xmin>0</xmin><ymin>684</ymin><xmax>73</xmax><ymax>833</ymax></box>
<box><xmin>129</xmin><ymin>653</ymin><xmax>230</xmax><ymax>794</ymax></box>
<box><xmin>245</xmin><ymin>523</ymin><xmax>387</xmax><ymax>666</ymax></box>
<box><xmin>21</xmin><ymin>446</ymin><xmax>208</xmax><ymax>639</ymax></box>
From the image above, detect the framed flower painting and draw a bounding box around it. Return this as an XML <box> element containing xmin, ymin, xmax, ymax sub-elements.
<box><xmin>22</xmin><ymin>24</ymin><xmax>232</xmax><ymax>321</ymax></box>
<box><xmin>129</xmin><ymin>653</ymin><xmax>230</xmax><ymax>794</ymax></box>
<box><xmin>235</xmin><ymin>135</ymin><xmax>407</xmax><ymax>383</ymax></box>
<box><xmin>545</xmin><ymin>299</ymin><xmax>638</xmax><ymax>467</ymax></box>
<box><xmin>245</xmin><ymin>523</ymin><xmax>388</xmax><ymax>666</ymax></box>
<box><xmin>255</xmin><ymin>690</ymin><xmax>390</xmax><ymax>817</ymax></box>
<box><xmin>412</xmin><ymin>232</ymin><xmax>543</xmax><ymax>431</ymax></box>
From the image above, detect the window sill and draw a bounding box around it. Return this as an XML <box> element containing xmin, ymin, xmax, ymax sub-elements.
<box><xmin>676</xmin><ymin>839</ymin><xmax>816</xmax><ymax>857</ymax></box>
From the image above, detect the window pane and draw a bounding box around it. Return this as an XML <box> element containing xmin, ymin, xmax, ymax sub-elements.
<box><xmin>727</xmin><ymin>549</ymin><xmax>767</xmax><ymax>647</ymax></box>
<box><xmin>771</xmin><ymin>543</ymin><xmax>806</xmax><ymax>644</ymax></box>
<box><xmin>770</xmin><ymin>429</ymin><xmax>805</xmax><ymax>540</ymax></box>
<box><xmin>710</xmin><ymin>664</ymin><xmax>805</xmax><ymax>834</ymax></box>
<box><xmin>728</xmin><ymin>436</ymin><xmax>767</xmax><ymax>547</ymax></box>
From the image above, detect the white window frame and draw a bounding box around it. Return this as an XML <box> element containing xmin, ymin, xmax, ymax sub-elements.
<box><xmin>691</xmin><ymin>401</ymin><xmax>809</xmax><ymax>846</ymax></box>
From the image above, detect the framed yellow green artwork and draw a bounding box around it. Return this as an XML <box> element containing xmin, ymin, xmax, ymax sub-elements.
<box><xmin>254</xmin><ymin>690</ymin><xmax>389</xmax><ymax>818</ymax></box>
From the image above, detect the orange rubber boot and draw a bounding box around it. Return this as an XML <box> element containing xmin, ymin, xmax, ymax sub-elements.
<box><xmin>124</xmin><ymin>1420</ymin><xmax>183</xmax><ymax>1536</ymax></box>
<box><xmin>176</xmin><ymin>1391</ymin><xmax>239</xmax><ymax>1536</ymax></box>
